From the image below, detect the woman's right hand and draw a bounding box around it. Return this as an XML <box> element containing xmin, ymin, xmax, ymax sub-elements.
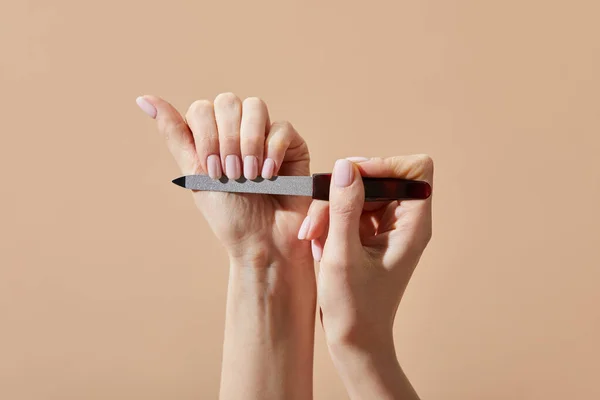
<box><xmin>300</xmin><ymin>155</ymin><xmax>434</xmax><ymax>399</ymax></box>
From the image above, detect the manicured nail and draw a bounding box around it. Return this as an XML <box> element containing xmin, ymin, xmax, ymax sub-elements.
<box><xmin>225</xmin><ymin>155</ymin><xmax>242</xmax><ymax>180</ymax></box>
<box><xmin>261</xmin><ymin>158</ymin><xmax>276</xmax><ymax>179</ymax></box>
<box><xmin>244</xmin><ymin>156</ymin><xmax>259</xmax><ymax>180</ymax></box>
<box><xmin>207</xmin><ymin>154</ymin><xmax>222</xmax><ymax>180</ymax></box>
<box><xmin>333</xmin><ymin>159</ymin><xmax>354</xmax><ymax>187</ymax></box>
<box><xmin>311</xmin><ymin>240</ymin><xmax>322</xmax><ymax>262</ymax></box>
<box><xmin>136</xmin><ymin>96</ymin><xmax>157</xmax><ymax>119</ymax></box>
<box><xmin>346</xmin><ymin>157</ymin><xmax>369</xmax><ymax>162</ymax></box>
<box><xmin>394</xmin><ymin>202</ymin><xmax>405</xmax><ymax>218</ymax></box>
<box><xmin>297</xmin><ymin>215</ymin><xmax>311</xmax><ymax>240</ymax></box>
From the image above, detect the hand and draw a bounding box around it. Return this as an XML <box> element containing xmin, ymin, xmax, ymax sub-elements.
<box><xmin>301</xmin><ymin>155</ymin><xmax>434</xmax><ymax>399</ymax></box>
<box><xmin>137</xmin><ymin>93</ymin><xmax>312</xmax><ymax>265</ymax></box>
<box><xmin>137</xmin><ymin>93</ymin><xmax>316</xmax><ymax>400</ymax></box>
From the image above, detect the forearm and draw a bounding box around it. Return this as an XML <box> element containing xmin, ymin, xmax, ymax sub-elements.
<box><xmin>219</xmin><ymin>258</ymin><xmax>316</xmax><ymax>400</ymax></box>
<box><xmin>328</xmin><ymin>338</ymin><xmax>419</xmax><ymax>400</ymax></box>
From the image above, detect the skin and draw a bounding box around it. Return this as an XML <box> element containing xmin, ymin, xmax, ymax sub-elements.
<box><xmin>137</xmin><ymin>93</ymin><xmax>433</xmax><ymax>399</ymax></box>
<box><xmin>138</xmin><ymin>93</ymin><xmax>316</xmax><ymax>400</ymax></box>
<box><xmin>302</xmin><ymin>155</ymin><xmax>434</xmax><ymax>400</ymax></box>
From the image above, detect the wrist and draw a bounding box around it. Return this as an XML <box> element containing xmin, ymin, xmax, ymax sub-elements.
<box><xmin>226</xmin><ymin>253</ymin><xmax>317</xmax><ymax>333</ymax></box>
<box><xmin>323</xmin><ymin>316</ymin><xmax>395</xmax><ymax>353</ymax></box>
<box><xmin>227</xmin><ymin>239</ymin><xmax>313</xmax><ymax>270</ymax></box>
<box><xmin>327</xmin><ymin>331</ymin><xmax>397</xmax><ymax>369</ymax></box>
<box><xmin>327</xmin><ymin>339</ymin><xmax>418</xmax><ymax>400</ymax></box>
<box><xmin>220</xmin><ymin>252</ymin><xmax>317</xmax><ymax>400</ymax></box>
<box><xmin>228</xmin><ymin>241</ymin><xmax>315</xmax><ymax>294</ymax></box>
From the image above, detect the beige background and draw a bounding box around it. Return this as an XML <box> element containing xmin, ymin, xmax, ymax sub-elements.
<box><xmin>1</xmin><ymin>0</ymin><xmax>599</xmax><ymax>399</ymax></box>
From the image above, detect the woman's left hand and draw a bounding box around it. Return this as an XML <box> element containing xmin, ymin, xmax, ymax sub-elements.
<box><xmin>138</xmin><ymin>93</ymin><xmax>316</xmax><ymax>399</ymax></box>
<box><xmin>137</xmin><ymin>93</ymin><xmax>313</xmax><ymax>267</ymax></box>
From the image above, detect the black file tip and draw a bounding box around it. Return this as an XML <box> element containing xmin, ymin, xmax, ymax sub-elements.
<box><xmin>171</xmin><ymin>176</ymin><xmax>186</xmax><ymax>188</ymax></box>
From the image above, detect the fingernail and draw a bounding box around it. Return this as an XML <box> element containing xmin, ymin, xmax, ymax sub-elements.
<box><xmin>207</xmin><ymin>154</ymin><xmax>222</xmax><ymax>180</ymax></box>
<box><xmin>244</xmin><ymin>156</ymin><xmax>259</xmax><ymax>180</ymax></box>
<box><xmin>311</xmin><ymin>240</ymin><xmax>322</xmax><ymax>262</ymax></box>
<box><xmin>394</xmin><ymin>202</ymin><xmax>405</xmax><ymax>218</ymax></box>
<box><xmin>333</xmin><ymin>159</ymin><xmax>354</xmax><ymax>187</ymax></box>
<box><xmin>225</xmin><ymin>155</ymin><xmax>241</xmax><ymax>180</ymax></box>
<box><xmin>297</xmin><ymin>215</ymin><xmax>311</xmax><ymax>240</ymax></box>
<box><xmin>346</xmin><ymin>157</ymin><xmax>369</xmax><ymax>162</ymax></box>
<box><xmin>136</xmin><ymin>96</ymin><xmax>157</xmax><ymax>119</ymax></box>
<box><xmin>261</xmin><ymin>158</ymin><xmax>276</xmax><ymax>179</ymax></box>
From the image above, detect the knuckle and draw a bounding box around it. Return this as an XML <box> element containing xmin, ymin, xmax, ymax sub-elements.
<box><xmin>214</xmin><ymin>92</ymin><xmax>241</xmax><ymax>110</ymax></box>
<box><xmin>416</xmin><ymin>153</ymin><xmax>434</xmax><ymax>171</ymax></box>
<box><xmin>242</xmin><ymin>96</ymin><xmax>265</xmax><ymax>110</ymax></box>
<box><xmin>414</xmin><ymin>153</ymin><xmax>434</xmax><ymax>179</ymax></box>
<box><xmin>221</xmin><ymin>134</ymin><xmax>240</xmax><ymax>146</ymax></box>
<box><xmin>270</xmin><ymin>120</ymin><xmax>294</xmax><ymax>133</ymax></box>
<box><xmin>242</xmin><ymin>136</ymin><xmax>263</xmax><ymax>152</ymax></box>
<box><xmin>163</xmin><ymin>119</ymin><xmax>188</xmax><ymax>139</ymax></box>
<box><xmin>329</xmin><ymin>200</ymin><xmax>358</xmax><ymax>219</ymax></box>
<box><xmin>267</xmin><ymin>136</ymin><xmax>287</xmax><ymax>151</ymax></box>
<box><xmin>242</xmin><ymin>112</ymin><xmax>267</xmax><ymax>132</ymax></box>
<box><xmin>193</xmin><ymin>133</ymin><xmax>217</xmax><ymax>148</ymax></box>
<box><xmin>186</xmin><ymin>99</ymin><xmax>213</xmax><ymax>120</ymax></box>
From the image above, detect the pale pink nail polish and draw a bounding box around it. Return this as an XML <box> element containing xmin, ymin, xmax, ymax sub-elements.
<box><xmin>311</xmin><ymin>240</ymin><xmax>322</xmax><ymax>262</ymax></box>
<box><xmin>261</xmin><ymin>158</ymin><xmax>276</xmax><ymax>179</ymax></box>
<box><xmin>136</xmin><ymin>96</ymin><xmax>157</xmax><ymax>119</ymax></box>
<box><xmin>333</xmin><ymin>159</ymin><xmax>354</xmax><ymax>187</ymax></box>
<box><xmin>207</xmin><ymin>154</ymin><xmax>222</xmax><ymax>180</ymax></box>
<box><xmin>225</xmin><ymin>155</ymin><xmax>241</xmax><ymax>180</ymax></box>
<box><xmin>297</xmin><ymin>216</ymin><xmax>311</xmax><ymax>240</ymax></box>
<box><xmin>244</xmin><ymin>156</ymin><xmax>259</xmax><ymax>180</ymax></box>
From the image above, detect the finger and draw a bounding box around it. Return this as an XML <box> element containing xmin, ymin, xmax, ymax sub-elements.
<box><xmin>240</xmin><ymin>97</ymin><xmax>269</xmax><ymax>180</ymax></box>
<box><xmin>299</xmin><ymin>200</ymin><xmax>329</xmax><ymax>241</ymax></box>
<box><xmin>356</xmin><ymin>154</ymin><xmax>434</xmax><ymax>184</ymax></box>
<box><xmin>311</xmin><ymin>215</ymin><xmax>329</xmax><ymax>262</ymax></box>
<box><xmin>368</xmin><ymin>201</ymin><xmax>399</xmax><ymax>235</ymax></box>
<box><xmin>324</xmin><ymin>159</ymin><xmax>364</xmax><ymax>259</ymax></box>
<box><xmin>311</xmin><ymin>238</ymin><xmax>324</xmax><ymax>263</ymax></box>
<box><xmin>302</xmin><ymin>199</ymin><xmax>380</xmax><ymax>242</ymax></box>
<box><xmin>185</xmin><ymin>100</ymin><xmax>221</xmax><ymax>179</ymax></box>
<box><xmin>360</xmin><ymin>155</ymin><xmax>434</xmax><ymax>250</ymax></box>
<box><xmin>356</xmin><ymin>154</ymin><xmax>433</xmax><ymax>213</ymax></box>
<box><xmin>137</xmin><ymin>95</ymin><xmax>199</xmax><ymax>175</ymax></box>
<box><xmin>214</xmin><ymin>93</ymin><xmax>242</xmax><ymax>180</ymax></box>
<box><xmin>262</xmin><ymin>121</ymin><xmax>309</xmax><ymax>178</ymax></box>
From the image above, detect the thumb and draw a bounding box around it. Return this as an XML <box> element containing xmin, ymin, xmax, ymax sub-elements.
<box><xmin>137</xmin><ymin>95</ymin><xmax>199</xmax><ymax>176</ymax></box>
<box><xmin>326</xmin><ymin>159</ymin><xmax>364</xmax><ymax>257</ymax></box>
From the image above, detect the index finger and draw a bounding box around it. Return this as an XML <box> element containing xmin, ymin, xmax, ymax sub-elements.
<box><xmin>354</xmin><ymin>154</ymin><xmax>434</xmax><ymax>185</ymax></box>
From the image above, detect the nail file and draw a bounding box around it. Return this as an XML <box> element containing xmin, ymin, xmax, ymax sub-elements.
<box><xmin>172</xmin><ymin>174</ymin><xmax>431</xmax><ymax>201</ymax></box>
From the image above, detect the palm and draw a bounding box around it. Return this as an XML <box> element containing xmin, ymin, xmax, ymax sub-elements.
<box><xmin>359</xmin><ymin>200</ymin><xmax>431</xmax><ymax>272</ymax></box>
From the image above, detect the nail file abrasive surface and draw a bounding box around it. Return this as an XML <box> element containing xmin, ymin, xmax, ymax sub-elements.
<box><xmin>171</xmin><ymin>174</ymin><xmax>431</xmax><ymax>201</ymax></box>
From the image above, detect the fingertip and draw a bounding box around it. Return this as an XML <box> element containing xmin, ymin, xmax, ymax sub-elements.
<box><xmin>136</xmin><ymin>95</ymin><xmax>157</xmax><ymax>119</ymax></box>
<box><xmin>207</xmin><ymin>154</ymin><xmax>222</xmax><ymax>179</ymax></box>
<box><xmin>311</xmin><ymin>239</ymin><xmax>323</xmax><ymax>262</ymax></box>
<box><xmin>297</xmin><ymin>215</ymin><xmax>311</xmax><ymax>240</ymax></box>
<box><xmin>304</xmin><ymin>203</ymin><xmax>329</xmax><ymax>241</ymax></box>
<box><xmin>333</xmin><ymin>159</ymin><xmax>358</xmax><ymax>188</ymax></box>
<box><xmin>243</xmin><ymin>156</ymin><xmax>259</xmax><ymax>180</ymax></box>
<box><xmin>137</xmin><ymin>95</ymin><xmax>181</xmax><ymax>121</ymax></box>
<box><xmin>261</xmin><ymin>158</ymin><xmax>276</xmax><ymax>179</ymax></box>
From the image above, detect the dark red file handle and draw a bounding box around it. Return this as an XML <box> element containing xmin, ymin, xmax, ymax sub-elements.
<box><xmin>311</xmin><ymin>173</ymin><xmax>431</xmax><ymax>202</ymax></box>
